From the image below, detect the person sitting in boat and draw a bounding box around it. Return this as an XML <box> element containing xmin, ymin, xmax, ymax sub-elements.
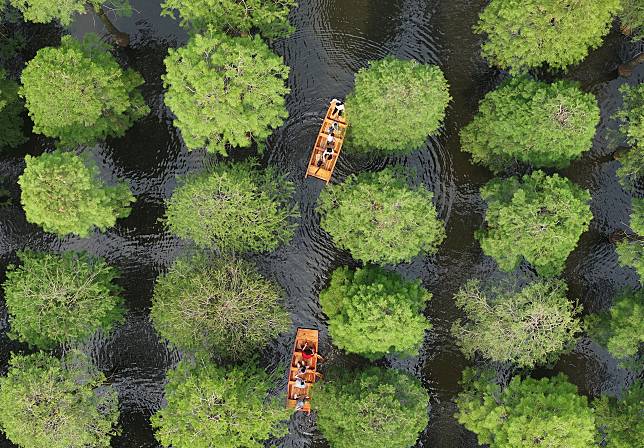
<box><xmin>296</xmin><ymin>360</ymin><xmax>324</xmax><ymax>380</ymax></box>
<box><xmin>293</xmin><ymin>393</ymin><xmax>310</xmax><ymax>411</ymax></box>
<box><xmin>294</xmin><ymin>375</ymin><xmax>307</xmax><ymax>389</ymax></box>
<box><xmin>331</xmin><ymin>99</ymin><xmax>345</xmax><ymax>117</ymax></box>
<box><xmin>300</xmin><ymin>341</ymin><xmax>324</xmax><ymax>363</ymax></box>
<box><xmin>327</xmin><ymin>122</ymin><xmax>339</xmax><ymax>135</ymax></box>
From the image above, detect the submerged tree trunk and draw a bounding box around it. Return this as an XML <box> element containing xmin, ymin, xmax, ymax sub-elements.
<box><xmin>618</xmin><ymin>52</ymin><xmax>644</xmax><ymax>78</ymax></box>
<box><xmin>87</xmin><ymin>3</ymin><xmax>130</xmax><ymax>47</ymax></box>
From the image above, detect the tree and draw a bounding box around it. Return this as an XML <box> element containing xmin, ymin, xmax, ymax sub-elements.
<box><xmin>477</xmin><ymin>170</ymin><xmax>592</xmax><ymax>277</ymax></box>
<box><xmin>152</xmin><ymin>360</ymin><xmax>289</xmax><ymax>448</ymax></box>
<box><xmin>616</xmin><ymin>197</ymin><xmax>643</xmax><ymax>280</ymax></box>
<box><xmin>455</xmin><ymin>369</ymin><xmax>595</xmax><ymax>448</ymax></box>
<box><xmin>614</xmin><ymin>84</ymin><xmax>644</xmax><ymax>192</ymax></box>
<box><xmin>151</xmin><ymin>255</ymin><xmax>291</xmax><ymax>360</ymax></box>
<box><xmin>320</xmin><ymin>265</ymin><xmax>431</xmax><ymax>360</ymax></box>
<box><xmin>451</xmin><ymin>279</ymin><xmax>581</xmax><ymax>368</ymax></box>
<box><xmin>461</xmin><ymin>77</ymin><xmax>599</xmax><ymax>172</ymax></box>
<box><xmin>20</xmin><ymin>34</ymin><xmax>148</xmax><ymax>147</ymax></box>
<box><xmin>344</xmin><ymin>56</ymin><xmax>450</xmax><ymax>154</ymax></box>
<box><xmin>316</xmin><ymin>366</ymin><xmax>428</xmax><ymax>448</ymax></box>
<box><xmin>162</xmin><ymin>33</ymin><xmax>289</xmax><ymax>155</ymax></box>
<box><xmin>0</xmin><ymin>69</ymin><xmax>25</xmax><ymax>149</ymax></box>
<box><xmin>18</xmin><ymin>151</ymin><xmax>135</xmax><ymax>237</ymax></box>
<box><xmin>3</xmin><ymin>251</ymin><xmax>124</xmax><ymax>349</ymax></box>
<box><xmin>585</xmin><ymin>289</ymin><xmax>643</xmax><ymax>369</ymax></box>
<box><xmin>165</xmin><ymin>160</ymin><xmax>297</xmax><ymax>252</ymax></box>
<box><xmin>618</xmin><ymin>0</ymin><xmax>643</xmax><ymax>39</ymax></box>
<box><xmin>593</xmin><ymin>382</ymin><xmax>644</xmax><ymax>448</ymax></box>
<box><xmin>475</xmin><ymin>0</ymin><xmax>621</xmax><ymax>71</ymax></box>
<box><xmin>0</xmin><ymin>351</ymin><xmax>120</xmax><ymax>448</ymax></box>
<box><xmin>161</xmin><ymin>0</ymin><xmax>296</xmax><ymax>39</ymax></box>
<box><xmin>317</xmin><ymin>168</ymin><xmax>445</xmax><ymax>264</ymax></box>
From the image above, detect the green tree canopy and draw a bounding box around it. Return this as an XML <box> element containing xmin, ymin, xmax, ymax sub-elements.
<box><xmin>9</xmin><ymin>0</ymin><xmax>132</xmax><ymax>25</ymax></box>
<box><xmin>152</xmin><ymin>360</ymin><xmax>289</xmax><ymax>448</ymax></box>
<box><xmin>461</xmin><ymin>77</ymin><xmax>599</xmax><ymax>172</ymax></box>
<box><xmin>3</xmin><ymin>251</ymin><xmax>124</xmax><ymax>349</ymax></box>
<box><xmin>477</xmin><ymin>170</ymin><xmax>592</xmax><ymax>277</ymax></box>
<box><xmin>164</xmin><ymin>160</ymin><xmax>297</xmax><ymax>253</ymax></box>
<box><xmin>452</xmin><ymin>279</ymin><xmax>581</xmax><ymax>368</ymax></box>
<box><xmin>614</xmin><ymin>83</ymin><xmax>644</xmax><ymax>192</ymax></box>
<box><xmin>0</xmin><ymin>351</ymin><xmax>120</xmax><ymax>448</ymax></box>
<box><xmin>616</xmin><ymin>197</ymin><xmax>643</xmax><ymax>280</ymax></box>
<box><xmin>618</xmin><ymin>0</ymin><xmax>644</xmax><ymax>40</ymax></box>
<box><xmin>317</xmin><ymin>168</ymin><xmax>445</xmax><ymax>264</ymax></box>
<box><xmin>345</xmin><ymin>56</ymin><xmax>451</xmax><ymax>154</ymax></box>
<box><xmin>151</xmin><ymin>255</ymin><xmax>291</xmax><ymax>360</ymax></box>
<box><xmin>162</xmin><ymin>33</ymin><xmax>289</xmax><ymax>155</ymax></box>
<box><xmin>18</xmin><ymin>151</ymin><xmax>135</xmax><ymax>237</ymax></box>
<box><xmin>161</xmin><ymin>0</ymin><xmax>296</xmax><ymax>39</ymax></box>
<box><xmin>455</xmin><ymin>369</ymin><xmax>595</xmax><ymax>448</ymax></box>
<box><xmin>320</xmin><ymin>265</ymin><xmax>431</xmax><ymax>360</ymax></box>
<box><xmin>475</xmin><ymin>0</ymin><xmax>621</xmax><ymax>71</ymax></box>
<box><xmin>316</xmin><ymin>366</ymin><xmax>428</xmax><ymax>448</ymax></box>
<box><xmin>585</xmin><ymin>288</ymin><xmax>643</xmax><ymax>369</ymax></box>
<box><xmin>19</xmin><ymin>34</ymin><xmax>148</xmax><ymax>147</ymax></box>
<box><xmin>0</xmin><ymin>69</ymin><xmax>25</xmax><ymax>149</ymax></box>
<box><xmin>593</xmin><ymin>382</ymin><xmax>644</xmax><ymax>448</ymax></box>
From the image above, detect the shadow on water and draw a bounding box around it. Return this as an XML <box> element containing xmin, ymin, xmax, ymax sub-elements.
<box><xmin>0</xmin><ymin>1</ymin><xmax>642</xmax><ymax>447</ymax></box>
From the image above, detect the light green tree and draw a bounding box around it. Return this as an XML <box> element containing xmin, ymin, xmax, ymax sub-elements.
<box><xmin>614</xmin><ymin>83</ymin><xmax>644</xmax><ymax>192</ymax></box>
<box><xmin>18</xmin><ymin>151</ymin><xmax>135</xmax><ymax>236</ymax></box>
<box><xmin>616</xmin><ymin>197</ymin><xmax>643</xmax><ymax>280</ymax></box>
<box><xmin>593</xmin><ymin>382</ymin><xmax>644</xmax><ymax>448</ymax></box>
<box><xmin>345</xmin><ymin>56</ymin><xmax>451</xmax><ymax>154</ymax></box>
<box><xmin>477</xmin><ymin>170</ymin><xmax>592</xmax><ymax>277</ymax></box>
<box><xmin>151</xmin><ymin>360</ymin><xmax>290</xmax><ymax>448</ymax></box>
<box><xmin>0</xmin><ymin>69</ymin><xmax>26</xmax><ymax>149</ymax></box>
<box><xmin>162</xmin><ymin>33</ymin><xmax>289</xmax><ymax>155</ymax></box>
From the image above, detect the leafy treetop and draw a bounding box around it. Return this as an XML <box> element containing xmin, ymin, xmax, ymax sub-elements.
<box><xmin>316</xmin><ymin>366</ymin><xmax>429</xmax><ymax>448</ymax></box>
<box><xmin>162</xmin><ymin>33</ymin><xmax>289</xmax><ymax>155</ymax></box>
<box><xmin>593</xmin><ymin>381</ymin><xmax>644</xmax><ymax>448</ymax></box>
<box><xmin>320</xmin><ymin>265</ymin><xmax>431</xmax><ymax>360</ymax></box>
<box><xmin>345</xmin><ymin>56</ymin><xmax>451</xmax><ymax>154</ymax></box>
<box><xmin>616</xmin><ymin>198</ymin><xmax>643</xmax><ymax>280</ymax></box>
<box><xmin>318</xmin><ymin>168</ymin><xmax>445</xmax><ymax>264</ymax></box>
<box><xmin>618</xmin><ymin>0</ymin><xmax>644</xmax><ymax>40</ymax></box>
<box><xmin>9</xmin><ymin>0</ymin><xmax>132</xmax><ymax>25</ymax></box>
<box><xmin>477</xmin><ymin>170</ymin><xmax>592</xmax><ymax>277</ymax></box>
<box><xmin>18</xmin><ymin>151</ymin><xmax>135</xmax><ymax>237</ymax></box>
<box><xmin>0</xmin><ymin>69</ymin><xmax>26</xmax><ymax>149</ymax></box>
<box><xmin>461</xmin><ymin>77</ymin><xmax>599</xmax><ymax>172</ymax></box>
<box><xmin>475</xmin><ymin>0</ymin><xmax>621</xmax><ymax>71</ymax></box>
<box><xmin>614</xmin><ymin>83</ymin><xmax>644</xmax><ymax>192</ymax></box>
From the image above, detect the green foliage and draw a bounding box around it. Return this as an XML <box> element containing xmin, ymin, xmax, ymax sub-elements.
<box><xmin>461</xmin><ymin>77</ymin><xmax>599</xmax><ymax>172</ymax></box>
<box><xmin>316</xmin><ymin>366</ymin><xmax>428</xmax><ymax>448</ymax></box>
<box><xmin>162</xmin><ymin>33</ymin><xmax>289</xmax><ymax>155</ymax></box>
<box><xmin>161</xmin><ymin>0</ymin><xmax>296</xmax><ymax>39</ymax></box>
<box><xmin>20</xmin><ymin>34</ymin><xmax>148</xmax><ymax>147</ymax></box>
<box><xmin>585</xmin><ymin>289</ymin><xmax>643</xmax><ymax>368</ymax></box>
<box><xmin>0</xmin><ymin>351</ymin><xmax>120</xmax><ymax>448</ymax></box>
<box><xmin>152</xmin><ymin>360</ymin><xmax>289</xmax><ymax>448</ymax></box>
<box><xmin>3</xmin><ymin>251</ymin><xmax>124</xmax><ymax>349</ymax></box>
<box><xmin>452</xmin><ymin>279</ymin><xmax>581</xmax><ymax>368</ymax></box>
<box><xmin>10</xmin><ymin>0</ymin><xmax>132</xmax><ymax>25</ymax></box>
<box><xmin>317</xmin><ymin>168</ymin><xmax>445</xmax><ymax>264</ymax></box>
<box><xmin>614</xmin><ymin>84</ymin><xmax>644</xmax><ymax>191</ymax></box>
<box><xmin>18</xmin><ymin>151</ymin><xmax>135</xmax><ymax>237</ymax></box>
<box><xmin>477</xmin><ymin>170</ymin><xmax>592</xmax><ymax>277</ymax></box>
<box><xmin>165</xmin><ymin>160</ymin><xmax>297</xmax><ymax>252</ymax></box>
<box><xmin>619</xmin><ymin>0</ymin><xmax>644</xmax><ymax>40</ymax></box>
<box><xmin>616</xmin><ymin>198</ymin><xmax>644</xmax><ymax>279</ymax></box>
<box><xmin>475</xmin><ymin>0</ymin><xmax>621</xmax><ymax>71</ymax></box>
<box><xmin>320</xmin><ymin>265</ymin><xmax>431</xmax><ymax>360</ymax></box>
<box><xmin>593</xmin><ymin>382</ymin><xmax>644</xmax><ymax>448</ymax></box>
<box><xmin>345</xmin><ymin>56</ymin><xmax>451</xmax><ymax>154</ymax></box>
<box><xmin>455</xmin><ymin>369</ymin><xmax>595</xmax><ymax>448</ymax></box>
<box><xmin>0</xmin><ymin>69</ymin><xmax>25</xmax><ymax>149</ymax></box>
<box><xmin>151</xmin><ymin>255</ymin><xmax>291</xmax><ymax>359</ymax></box>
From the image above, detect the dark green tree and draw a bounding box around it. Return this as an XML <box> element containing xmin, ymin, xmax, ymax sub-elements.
<box><xmin>593</xmin><ymin>382</ymin><xmax>644</xmax><ymax>448</ymax></box>
<box><xmin>3</xmin><ymin>251</ymin><xmax>124</xmax><ymax>349</ymax></box>
<box><xmin>20</xmin><ymin>34</ymin><xmax>148</xmax><ymax>147</ymax></box>
<box><xmin>162</xmin><ymin>33</ymin><xmax>289</xmax><ymax>155</ymax></box>
<box><xmin>316</xmin><ymin>366</ymin><xmax>429</xmax><ymax>448</ymax></box>
<box><xmin>618</xmin><ymin>0</ymin><xmax>643</xmax><ymax>39</ymax></box>
<box><xmin>614</xmin><ymin>84</ymin><xmax>644</xmax><ymax>192</ymax></box>
<box><xmin>317</xmin><ymin>168</ymin><xmax>445</xmax><ymax>264</ymax></box>
<box><xmin>18</xmin><ymin>151</ymin><xmax>135</xmax><ymax>237</ymax></box>
<box><xmin>320</xmin><ymin>265</ymin><xmax>431</xmax><ymax>360</ymax></box>
<box><xmin>151</xmin><ymin>255</ymin><xmax>291</xmax><ymax>360</ymax></box>
<box><xmin>345</xmin><ymin>56</ymin><xmax>451</xmax><ymax>154</ymax></box>
<box><xmin>164</xmin><ymin>160</ymin><xmax>297</xmax><ymax>252</ymax></box>
<box><xmin>477</xmin><ymin>170</ymin><xmax>592</xmax><ymax>277</ymax></box>
<box><xmin>461</xmin><ymin>77</ymin><xmax>599</xmax><ymax>172</ymax></box>
<box><xmin>0</xmin><ymin>351</ymin><xmax>120</xmax><ymax>448</ymax></box>
<box><xmin>0</xmin><ymin>69</ymin><xmax>25</xmax><ymax>149</ymax></box>
<box><xmin>455</xmin><ymin>369</ymin><xmax>595</xmax><ymax>448</ymax></box>
<box><xmin>161</xmin><ymin>0</ymin><xmax>296</xmax><ymax>39</ymax></box>
<box><xmin>452</xmin><ymin>279</ymin><xmax>581</xmax><ymax>368</ymax></box>
<box><xmin>475</xmin><ymin>0</ymin><xmax>621</xmax><ymax>71</ymax></box>
<box><xmin>616</xmin><ymin>197</ymin><xmax>643</xmax><ymax>280</ymax></box>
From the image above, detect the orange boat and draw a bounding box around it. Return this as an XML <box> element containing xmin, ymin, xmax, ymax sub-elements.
<box><xmin>286</xmin><ymin>327</ymin><xmax>321</xmax><ymax>413</ymax></box>
<box><xmin>305</xmin><ymin>100</ymin><xmax>347</xmax><ymax>183</ymax></box>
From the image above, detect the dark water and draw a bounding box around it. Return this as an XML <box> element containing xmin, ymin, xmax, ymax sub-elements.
<box><xmin>0</xmin><ymin>1</ymin><xmax>642</xmax><ymax>447</ymax></box>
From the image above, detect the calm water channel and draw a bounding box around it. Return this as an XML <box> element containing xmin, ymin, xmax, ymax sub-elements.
<box><xmin>0</xmin><ymin>1</ymin><xmax>642</xmax><ymax>447</ymax></box>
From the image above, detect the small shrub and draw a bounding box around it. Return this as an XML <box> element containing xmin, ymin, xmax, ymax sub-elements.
<box><xmin>593</xmin><ymin>382</ymin><xmax>644</xmax><ymax>448</ymax></box>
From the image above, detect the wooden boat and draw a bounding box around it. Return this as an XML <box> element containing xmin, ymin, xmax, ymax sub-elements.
<box><xmin>305</xmin><ymin>100</ymin><xmax>348</xmax><ymax>183</ymax></box>
<box><xmin>286</xmin><ymin>327</ymin><xmax>321</xmax><ymax>413</ymax></box>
